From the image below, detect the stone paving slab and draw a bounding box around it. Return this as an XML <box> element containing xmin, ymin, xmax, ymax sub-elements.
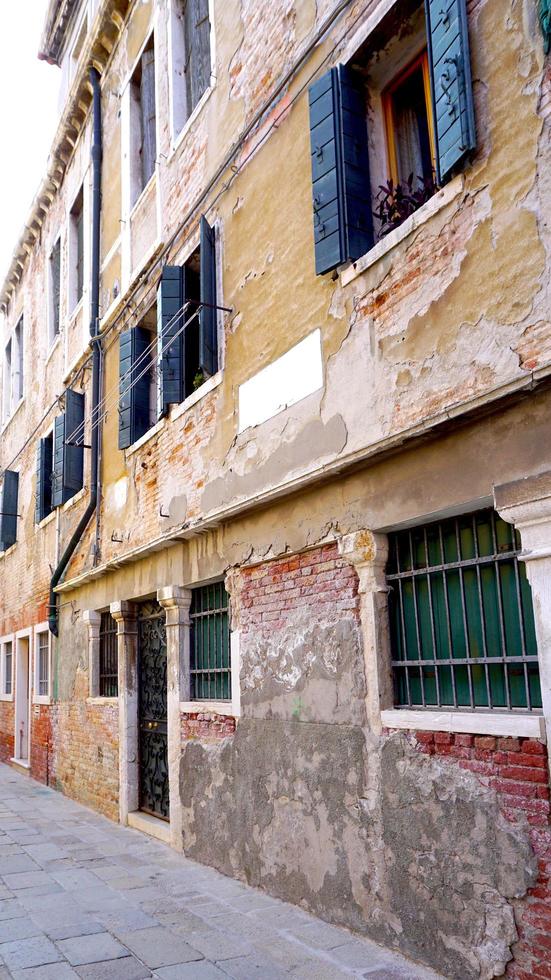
<box><xmin>0</xmin><ymin>764</ymin><xmax>444</xmax><ymax>980</ymax></box>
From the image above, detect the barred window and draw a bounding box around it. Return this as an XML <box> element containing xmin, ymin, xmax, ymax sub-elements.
<box><xmin>387</xmin><ymin>509</ymin><xmax>541</xmax><ymax>713</ymax></box>
<box><xmin>37</xmin><ymin>632</ymin><xmax>49</xmax><ymax>697</ymax></box>
<box><xmin>4</xmin><ymin>642</ymin><xmax>12</xmax><ymax>696</ymax></box>
<box><xmin>99</xmin><ymin>613</ymin><xmax>118</xmax><ymax>697</ymax></box>
<box><xmin>190</xmin><ymin>581</ymin><xmax>231</xmax><ymax>701</ymax></box>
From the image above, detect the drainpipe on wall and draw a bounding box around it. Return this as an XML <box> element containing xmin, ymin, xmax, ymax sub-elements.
<box><xmin>49</xmin><ymin>67</ymin><xmax>103</xmax><ymax>636</ymax></box>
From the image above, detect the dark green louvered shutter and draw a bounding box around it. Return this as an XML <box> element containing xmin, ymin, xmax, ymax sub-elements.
<box><xmin>51</xmin><ymin>390</ymin><xmax>85</xmax><ymax>507</ymax></box>
<box><xmin>425</xmin><ymin>0</ymin><xmax>476</xmax><ymax>183</ymax></box>
<box><xmin>199</xmin><ymin>216</ymin><xmax>218</xmax><ymax>378</ymax></box>
<box><xmin>64</xmin><ymin>390</ymin><xmax>85</xmax><ymax>495</ymax></box>
<box><xmin>157</xmin><ymin>266</ymin><xmax>184</xmax><ymax>417</ymax></box>
<box><xmin>36</xmin><ymin>437</ymin><xmax>53</xmax><ymax>524</ymax></box>
<box><xmin>118</xmin><ymin>326</ymin><xmax>152</xmax><ymax>449</ymax></box>
<box><xmin>308</xmin><ymin>65</ymin><xmax>373</xmax><ymax>276</ymax></box>
<box><xmin>0</xmin><ymin>471</ymin><xmax>19</xmax><ymax>551</ymax></box>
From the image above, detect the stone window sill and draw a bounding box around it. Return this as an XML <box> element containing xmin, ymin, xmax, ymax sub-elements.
<box><xmin>1</xmin><ymin>395</ymin><xmax>25</xmax><ymax>435</ymax></box>
<box><xmin>340</xmin><ymin>174</ymin><xmax>464</xmax><ymax>288</ymax></box>
<box><xmin>129</xmin><ymin>172</ymin><xmax>157</xmax><ymax>223</ymax></box>
<box><xmin>46</xmin><ymin>333</ymin><xmax>62</xmax><ymax>366</ymax></box>
<box><xmin>125</xmin><ymin>372</ymin><xmax>223</xmax><ymax>459</ymax></box>
<box><xmin>37</xmin><ymin>510</ymin><xmax>56</xmax><ymax>530</ymax></box>
<box><xmin>33</xmin><ymin>696</ymin><xmax>52</xmax><ymax>706</ymax></box>
<box><xmin>169</xmin><ymin>83</ymin><xmax>215</xmax><ymax>161</ymax></box>
<box><xmin>180</xmin><ymin>699</ymin><xmax>236</xmax><ymax>716</ymax></box>
<box><xmin>381</xmin><ymin>708</ymin><xmax>545</xmax><ymax>739</ymax></box>
<box><xmin>0</xmin><ymin>694</ymin><xmax>14</xmax><ymax>702</ymax></box>
<box><xmin>86</xmin><ymin>697</ymin><xmax>119</xmax><ymax>705</ymax></box>
<box><xmin>62</xmin><ymin>486</ymin><xmax>87</xmax><ymax>512</ymax></box>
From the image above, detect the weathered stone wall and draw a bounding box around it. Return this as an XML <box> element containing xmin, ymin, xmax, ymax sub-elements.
<box><xmin>178</xmin><ymin>542</ymin><xmax>545</xmax><ymax>980</ymax></box>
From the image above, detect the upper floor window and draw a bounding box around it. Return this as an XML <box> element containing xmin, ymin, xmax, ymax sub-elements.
<box><xmin>49</xmin><ymin>238</ymin><xmax>62</xmax><ymax>344</ymax></box>
<box><xmin>118</xmin><ymin>304</ymin><xmax>158</xmax><ymax>449</ymax></box>
<box><xmin>69</xmin><ymin>187</ymin><xmax>84</xmax><ymax>311</ymax></box>
<box><xmin>3</xmin><ymin>316</ymin><xmax>24</xmax><ymax>421</ymax></box>
<box><xmin>70</xmin><ymin>14</ymin><xmax>88</xmax><ymax>82</ymax></box>
<box><xmin>130</xmin><ymin>36</ymin><xmax>157</xmax><ymax>206</ymax></box>
<box><xmin>386</xmin><ymin>509</ymin><xmax>541</xmax><ymax>714</ymax></box>
<box><xmin>308</xmin><ymin>0</ymin><xmax>475</xmax><ymax>275</ymax></box>
<box><xmin>170</xmin><ymin>0</ymin><xmax>212</xmax><ymax>138</ymax></box>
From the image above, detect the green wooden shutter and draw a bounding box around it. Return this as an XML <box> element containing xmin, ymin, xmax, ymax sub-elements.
<box><xmin>0</xmin><ymin>471</ymin><xmax>19</xmax><ymax>551</ymax></box>
<box><xmin>118</xmin><ymin>326</ymin><xmax>152</xmax><ymax>449</ymax></box>
<box><xmin>199</xmin><ymin>216</ymin><xmax>218</xmax><ymax>377</ymax></box>
<box><xmin>425</xmin><ymin>0</ymin><xmax>476</xmax><ymax>183</ymax></box>
<box><xmin>308</xmin><ymin>65</ymin><xmax>373</xmax><ymax>276</ymax></box>
<box><xmin>35</xmin><ymin>437</ymin><xmax>53</xmax><ymax>524</ymax></box>
<box><xmin>64</xmin><ymin>389</ymin><xmax>85</xmax><ymax>495</ymax></box>
<box><xmin>52</xmin><ymin>415</ymin><xmax>65</xmax><ymax>508</ymax></box>
<box><xmin>157</xmin><ymin>266</ymin><xmax>184</xmax><ymax>417</ymax></box>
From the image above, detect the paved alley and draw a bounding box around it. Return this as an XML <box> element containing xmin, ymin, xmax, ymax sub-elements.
<box><xmin>0</xmin><ymin>765</ymin><xmax>443</xmax><ymax>980</ymax></box>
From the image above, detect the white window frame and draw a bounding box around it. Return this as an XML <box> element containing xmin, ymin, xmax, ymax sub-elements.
<box><xmin>126</xmin><ymin>27</ymin><xmax>158</xmax><ymax>211</ymax></box>
<box><xmin>168</xmin><ymin>0</ymin><xmax>216</xmax><ymax>149</ymax></box>
<box><xmin>33</xmin><ymin>623</ymin><xmax>52</xmax><ymax>705</ymax></box>
<box><xmin>68</xmin><ymin>183</ymin><xmax>86</xmax><ymax>316</ymax></box>
<box><xmin>180</xmin><ymin>576</ymin><xmax>240</xmax><ymax>717</ymax></box>
<box><xmin>0</xmin><ymin>634</ymin><xmax>14</xmax><ymax>701</ymax></box>
<box><xmin>2</xmin><ymin>314</ymin><xmax>25</xmax><ymax>425</ymax></box>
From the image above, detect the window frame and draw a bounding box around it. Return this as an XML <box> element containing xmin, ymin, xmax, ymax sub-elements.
<box><xmin>128</xmin><ymin>29</ymin><xmax>158</xmax><ymax>209</ymax></box>
<box><xmin>98</xmin><ymin>611</ymin><xmax>119</xmax><ymax>698</ymax></box>
<box><xmin>2</xmin><ymin>315</ymin><xmax>25</xmax><ymax>425</ymax></box>
<box><xmin>168</xmin><ymin>0</ymin><xmax>215</xmax><ymax>148</ymax></box>
<box><xmin>48</xmin><ymin>236</ymin><xmax>62</xmax><ymax>348</ymax></box>
<box><xmin>180</xmin><ymin>576</ymin><xmax>240</xmax><ymax>715</ymax></box>
<box><xmin>0</xmin><ymin>635</ymin><xmax>14</xmax><ymax>701</ymax></box>
<box><xmin>33</xmin><ymin>624</ymin><xmax>52</xmax><ymax>705</ymax></box>
<box><xmin>68</xmin><ymin>185</ymin><xmax>85</xmax><ymax>315</ymax></box>
<box><xmin>381</xmin><ymin>49</ymin><xmax>436</xmax><ymax>189</ymax></box>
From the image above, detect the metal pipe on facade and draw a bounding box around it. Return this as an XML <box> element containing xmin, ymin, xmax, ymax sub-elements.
<box><xmin>49</xmin><ymin>66</ymin><xmax>102</xmax><ymax>635</ymax></box>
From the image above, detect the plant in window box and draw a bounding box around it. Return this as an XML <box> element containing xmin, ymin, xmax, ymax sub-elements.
<box><xmin>373</xmin><ymin>172</ymin><xmax>438</xmax><ymax>239</ymax></box>
<box><xmin>192</xmin><ymin>369</ymin><xmax>205</xmax><ymax>391</ymax></box>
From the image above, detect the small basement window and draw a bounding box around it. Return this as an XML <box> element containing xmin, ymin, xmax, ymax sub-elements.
<box><xmin>386</xmin><ymin>509</ymin><xmax>541</xmax><ymax>713</ymax></box>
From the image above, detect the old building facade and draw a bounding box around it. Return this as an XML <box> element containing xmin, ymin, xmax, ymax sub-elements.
<box><xmin>1</xmin><ymin>0</ymin><xmax>551</xmax><ymax>976</ymax></box>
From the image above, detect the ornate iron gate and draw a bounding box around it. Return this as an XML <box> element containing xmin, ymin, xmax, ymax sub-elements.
<box><xmin>137</xmin><ymin>600</ymin><xmax>169</xmax><ymax>820</ymax></box>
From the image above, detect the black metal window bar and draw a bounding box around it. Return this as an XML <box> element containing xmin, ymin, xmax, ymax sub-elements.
<box><xmin>190</xmin><ymin>581</ymin><xmax>231</xmax><ymax>701</ymax></box>
<box><xmin>4</xmin><ymin>642</ymin><xmax>12</xmax><ymax>696</ymax></box>
<box><xmin>99</xmin><ymin>612</ymin><xmax>119</xmax><ymax>697</ymax></box>
<box><xmin>37</xmin><ymin>632</ymin><xmax>49</xmax><ymax>697</ymax></box>
<box><xmin>387</xmin><ymin>509</ymin><xmax>541</xmax><ymax>712</ymax></box>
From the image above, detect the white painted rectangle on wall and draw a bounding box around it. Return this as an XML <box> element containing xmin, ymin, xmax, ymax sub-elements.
<box><xmin>238</xmin><ymin>329</ymin><xmax>323</xmax><ymax>433</ymax></box>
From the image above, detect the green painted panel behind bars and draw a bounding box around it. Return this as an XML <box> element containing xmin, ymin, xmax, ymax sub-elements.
<box><xmin>190</xmin><ymin>581</ymin><xmax>231</xmax><ymax>701</ymax></box>
<box><xmin>387</xmin><ymin>510</ymin><xmax>541</xmax><ymax>711</ymax></box>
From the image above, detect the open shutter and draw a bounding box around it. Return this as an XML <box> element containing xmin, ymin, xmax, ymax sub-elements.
<box><xmin>64</xmin><ymin>389</ymin><xmax>85</xmax><ymax>495</ymax></box>
<box><xmin>425</xmin><ymin>0</ymin><xmax>476</xmax><ymax>183</ymax></box>
<box><xmin>119</xmin><ymin>326</ymin><xmax>151</xmax><ymax>449</ymax></box>
<box><xmin>308</xmin><ymin>65</ymin><xmax>373</xmax><ymax>276</ymax></box>
<box><xmin>52</xmin><ymin>415</ymin><xmax>65</xmax><ymax>508</ymax></box>
<box><xmin>36</xmin><ymin>437</ymin><xmax>53</xmax><ymax>524</ymax></box>
<box><xmin>157</xmin><ymin>266</ymin><xmax>184</xmax><ymax>417</ymax></box>
<box><xmin>199</xmin><ymin>216</ymin><xmax>218</xmax><ymax>377</ymax></box>
<box><xmin>0</xmin><ymin>471</ymin><xmax>19</xmax><ymax>551</ymax></box>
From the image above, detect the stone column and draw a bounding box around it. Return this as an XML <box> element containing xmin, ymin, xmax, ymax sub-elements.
<box><xmin>495</xmin><ymin>472</ymin><xmax>551</xmax><ymax>753</ymax></box>
<box><xmin>110</xmin><ymin>601</ymin><xmax>138</xmax><ymax>826</ymax></box>
<box><xmin>339</xmin><ymin>530</ymin><xmax>392</xmax><ymax>734</ymax></box>
<box><xmin>83</xmin><ymin>610</ymin><xmax>101</xmax><ymax>698</ymax></box>
<box><xmin>158</xmin><ymin>585</ymin><xmax>192</xmax><ymax>852</ymax></box>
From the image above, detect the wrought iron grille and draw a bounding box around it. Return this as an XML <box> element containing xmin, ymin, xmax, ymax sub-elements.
<box><xmin>4</xmin><ymin>642</ymin><xmax>12</xmax><ymax>696</ymax></box>
<box><xmin>387</xmin><ymin>509</ymin><xmax>541</xmax><ymax>712</ymax></box>
<box><xmin>37</xmin><ymin>632</ymin><xmax>49</xmax><ymax>697</ymax></box>
<box><xmin>99</xmin><ymin>612</ymin><xmax>118</xmax><ymax>697</ymax></box>
<box><xmin>190</xmin><ymin>581</ymin><xmax>231</xmax><ymax>701</ymax></box>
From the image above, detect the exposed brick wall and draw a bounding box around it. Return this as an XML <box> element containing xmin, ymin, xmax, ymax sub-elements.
<box><xmin>30</xmin><ymin>704</ymin><xmax>54</xmax><ymax>785</ymax></box>
<box><xmin>0</xmin><ymin>701</ymin><xmax>15</xmax><ymax>763</ymax></box>
<box><xmin>181</xmin><ymin>712</ymin><xmax>237</xmax><ymax>742</ymax></box>
<box><xmin>410</xmin><ymin>731</ymin><xmax>551</xmax><ymax>979</ymax></box>
<box><xmin>53</xmin><ymin>700</ymin><xmax>119</xmax><ymax>820</ymax></box>
<box><xmin>238</xmin><ymin>542</ymin><xmax>360</xmax><ymax>634</ymax></box>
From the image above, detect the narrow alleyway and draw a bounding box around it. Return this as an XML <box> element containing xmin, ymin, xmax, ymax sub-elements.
<box><xmin>0</xmin><ymin>766</ymin><xmax>442</xmax><ymax>980</ymax></box>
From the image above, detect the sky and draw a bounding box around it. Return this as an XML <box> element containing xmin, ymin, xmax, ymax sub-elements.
<box><xmin>0</xmin><ymin>2</ymin><xmax>60</xmax><ymax>282</ymax></box>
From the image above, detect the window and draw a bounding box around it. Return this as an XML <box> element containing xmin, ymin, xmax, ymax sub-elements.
<box><xmin>190</xmin><ymin>581</ymin><xmax>230</xmax><ymax>700</ymax></box>
<box><xmin>35</xmin><ymin>630</ymin><xmax>50</xmax><ymax>699</ymax></box>
<box><xmin>36</xmin><ymin>431</ymin><xmax>54</xmax><ymax>524</ymax></box>
<box><xmin>1</xmin><ymin>640</ymin><xmax>13</xmax><ymax>697</ymax></box>
<box><xmin>3</xmin><ymin>317</ymin><xmax>24</xmax><ymax>421</ymax></box>
<box><xmin>99</xmin><ymin>613</ymin><xmax>118</xmax><ymax>697</ymax></box>
<box><xmin>52</xmin><ymin>389</ymin><xmax>85</xmax><ymax>507</ymax></box>
<box><xmin>130</xmin><ymin>36</ymin><xmax>157</xmax><ymax>205</ymax></box>
<box><xmin>386</xmin><ymin>509</ymin><xmax>541</xmax><ymax>713</ymax></box>
<box><xmin>308</xmin><ymin>0</ymin><xmax>475</xmax><ymax>274</ymax></box>
<box><xmin>49</xmin><ymin>239</ymin><xmax>61</xmax><ymax>343</ymax></box>
<box><xmin>69</xmin><ymin>187</ymin><xmax>84</xmax><ymax>311</ymax></box>
<box><xmin>170</xmin><ymin>0</ymin><xmax>212</xmax><ymax>137</ymax></box>
<box><xmin>0</xmin><ymin>471</ymin><xmax>19</xmax><ymax>551</ymax></box>
<box><xmin>118</xmin><ymin>304</ymin><xmax>158</xmax><ymax>449</ymax></box>
<box><xmin>70</xmin><ymin>14</ymin><xmax>88</xmax><ymax>81</ymax></box>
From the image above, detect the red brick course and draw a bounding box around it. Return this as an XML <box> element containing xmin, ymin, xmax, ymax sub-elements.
<box><xmin>238</xmin><ymin>543</ymin><xmax>359</xmax><ymax>633</ymax></box>
<box><xmin>0</xmin><ymin>701</ymin><xmax>15</xmax><ymax>763</ymax></box>
<box><xmin>410</xmin><ymin>730</ymin><xmax>551</xmax><ymax>978</ymax></box>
